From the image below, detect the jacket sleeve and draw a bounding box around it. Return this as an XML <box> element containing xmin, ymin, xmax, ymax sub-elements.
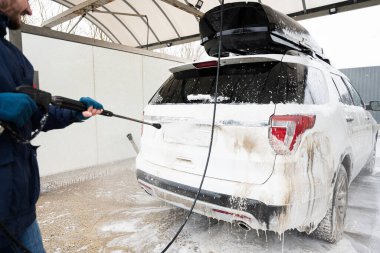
<box><xmin>32</xmin><ymin>105</ymin><xmax>83</xmax><ymax>132</ymax></box>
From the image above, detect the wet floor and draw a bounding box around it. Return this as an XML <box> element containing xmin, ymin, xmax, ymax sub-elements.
<box><xmin>38</xmin><ymin>142</ymin><xmax>380</xmax><ymax>253</ymax></box>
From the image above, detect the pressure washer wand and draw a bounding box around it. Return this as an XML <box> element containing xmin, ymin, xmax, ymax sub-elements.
<box><xmin>15</xmin><ymin>85</ymin><xmax>161</xmax><ymax>129</ymax></box>
<box><xmin>52</xmin><ymin>96</ymin><xmax>161</xmax><ymax>129</ymax></box>
<box><xmin>103</xmin><ymin>111</ymin><xmax>161</xmax><ymax>129</ymax></box>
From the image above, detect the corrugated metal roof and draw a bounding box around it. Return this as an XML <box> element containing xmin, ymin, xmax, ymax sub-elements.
<box><xmin>43</xmin><ymin>0</ymin><xmax>380</xmax><ymax>49</ymax></box>
<box><xmin>341</xmin><ymin>66</ymin><xmax>380</xmax><ymax>123</ymax></box>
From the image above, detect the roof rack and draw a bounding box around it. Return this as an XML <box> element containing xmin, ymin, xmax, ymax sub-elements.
<box><xmin>199</xmin><ymin>2</ymin><xmax>330</xmax><ymax>64</ymax></box>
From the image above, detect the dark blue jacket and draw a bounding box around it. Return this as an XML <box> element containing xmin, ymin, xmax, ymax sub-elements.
<box><xmin>0</xmin><ymin>15</ymin><xmax>82</xmax><ymax>248</ymax></box>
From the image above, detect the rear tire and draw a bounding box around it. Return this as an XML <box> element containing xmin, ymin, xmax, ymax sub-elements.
<box><xmin>312</xmin><ymin>165</ymin><xmax>348</xmax><ymax>243</ymax></box>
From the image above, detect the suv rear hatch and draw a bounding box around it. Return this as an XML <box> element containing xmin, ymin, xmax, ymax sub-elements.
<box><xmin>140</xmin><ymin>55</ymin><xmax>318</xmax><ymax>184</ymax></box>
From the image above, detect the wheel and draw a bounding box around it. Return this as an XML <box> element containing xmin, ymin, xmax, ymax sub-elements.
<box><xmin>312</xmin><ymin>165</ymin><xmax>348</xmax><ymax>243</ymax></box>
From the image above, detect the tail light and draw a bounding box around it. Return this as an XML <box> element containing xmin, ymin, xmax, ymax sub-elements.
<box><xmin>269</xmin><ymin>115</ymin><xmax>316</xmax><ymax>154</ymax></box>
<box><xmin>193</xmin><ymin>60</ymin><xmax>218</xmax><ymax>69</ymax></box>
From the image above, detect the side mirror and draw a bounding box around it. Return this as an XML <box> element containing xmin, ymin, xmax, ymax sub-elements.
<box><xmin>366</xmin><ymin>101</ymin><xmax>380</xmax><ymax>111</ymax></box>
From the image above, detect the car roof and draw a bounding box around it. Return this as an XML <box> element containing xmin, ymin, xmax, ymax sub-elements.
<box><xmin>169</xmin><ymin>53</ymin><xmax>349</xmax><ymax>80</ymax></box>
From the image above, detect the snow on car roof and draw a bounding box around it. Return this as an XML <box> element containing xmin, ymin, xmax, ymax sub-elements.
<box><xmin>169</xmin><ymin>53</ymin><xmax>349</xmax><ymax>81</ymax></box>
<box><xmin>169</xmin><ymin>54</ymin><xmax>284</xmax><ymax>73</ymax></box>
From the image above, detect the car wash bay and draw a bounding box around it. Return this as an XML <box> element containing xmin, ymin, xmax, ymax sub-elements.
<box><xmin>7</xmin><ymin>1</ymin><xmax>379</xmax><ymax>252</ymax></box>
<box><xmin>36</xmin><ymin>139</ymin><xmax>380</xmax><ymax>253</ymax></box>
<box><xmin>13</xmin><ymin>24</ymin><xmax>380</xmax><ymax>253</ymax></box>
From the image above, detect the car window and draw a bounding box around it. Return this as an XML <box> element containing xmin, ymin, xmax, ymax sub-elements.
<box><xmin>150</xmin><ymin>62</ymin><xmax>328</xmax><ymax>105</ymax></box>
<box><xmin>331</xmin><ymin>74</ymin><xmax>354</xmax><ymax>105</ymax></box>
<box><xmin>342</xmin><ymin>78</ymin><xmax>364</xmax><ymax>107</ymax></box>
<box><xmin>304</xmin><ymin>67</ymin><xmax>329</xmax><ymax>105</ymax></box>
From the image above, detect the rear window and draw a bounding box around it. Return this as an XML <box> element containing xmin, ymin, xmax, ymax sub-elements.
<box><xmin>150</xmin><ymin>61</ymin><xmax>328</xmax><ymax>105</ymax></box>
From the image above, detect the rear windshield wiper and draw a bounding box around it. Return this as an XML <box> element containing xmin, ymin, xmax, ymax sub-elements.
<box><xmin>187</xmin><ymin>94</ymin><xmax>230</xmax><ymax>103</ymax></box>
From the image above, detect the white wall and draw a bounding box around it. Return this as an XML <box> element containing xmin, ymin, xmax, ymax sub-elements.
<box><xmin>21</xmin><ymin>33</ymin><xmax>181</xmax><ymax>176</ymax></box>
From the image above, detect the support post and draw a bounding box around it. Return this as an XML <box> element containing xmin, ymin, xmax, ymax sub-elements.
<box><xmin>9</xmin><ymin>29</ymin><xmax>23</xmax><ymax>51</ymax></box>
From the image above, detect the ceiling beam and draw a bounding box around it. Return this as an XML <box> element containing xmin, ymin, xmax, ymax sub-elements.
<box><xmin>42</xmin><ymin>0</ymin><xmax>114</xmax><ymax>28</ymax></box>
<box><xmin>121</xmin><ymin>0</ymin><xmax>161</xmax><ymax>45</ymax></box>
<box><xmin>152</xmin><ymin>0</ymin><xmax>181</xmax><ymax>38</ymax></box>
<box><xmin>140</xmin><ymin>34</ymin><xmax>201</xmax><ymax>50</ymax></box>
<box><xmin>301</xmin><ymin>0</ymin><xmax>307</xmax><ymax>14</ymax></box>
<box><xmin>160</xmin><ymin>0</ymin><xmax>204</xmax><ymax>18</ymax></box>
<box><xmin>52</xmin><ymin>0</ymin><xmax>120</xmax><ymax>44</ymax></box>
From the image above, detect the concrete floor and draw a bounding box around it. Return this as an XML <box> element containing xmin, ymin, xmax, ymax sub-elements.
<box><xmin>37</xmin><ymin>145</ymin><xmax>380</xmax><ymax>253</ymax></box>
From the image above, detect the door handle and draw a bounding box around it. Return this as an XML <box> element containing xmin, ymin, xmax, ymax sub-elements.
<box><xmin>346</xmin><ymin>117</ymin><xmax>354</xmax><ymax>123</ymax></box>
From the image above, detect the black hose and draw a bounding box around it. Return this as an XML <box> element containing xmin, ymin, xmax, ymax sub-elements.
<box><xmin>160</xmin><ymin>1</ymin><xmax>225</xmax><ymax>252</ymax></box>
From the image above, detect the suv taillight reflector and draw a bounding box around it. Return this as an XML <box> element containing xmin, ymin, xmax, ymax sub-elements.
<box><xmin>193</xmin><ymin>61</ymin><xmax>218</xmax><ymax>69</ymax></box>
<box><xmin>269</xmin><ymin>115</ymin><xmax>316</xmax><ymax>154</ymax></box>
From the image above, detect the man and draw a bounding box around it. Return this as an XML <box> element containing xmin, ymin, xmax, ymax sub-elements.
<box><xmin>0</xmin><ymin>0</ymin><xmax>103</xmax><ymax>252</ymax></box>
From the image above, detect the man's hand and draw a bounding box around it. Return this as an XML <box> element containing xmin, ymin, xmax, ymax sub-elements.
<box><xmin>0</xmin><ymin>92</ymin><xmax>38</xmax><ymax>127</ymax></box>
<box><xmin>78</xmin><ymin>97</ymin><xmax>103</xmax><ymax>120</ymax></box>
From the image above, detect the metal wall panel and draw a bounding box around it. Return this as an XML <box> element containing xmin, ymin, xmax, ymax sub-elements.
<box><xmin>22</xmin><ymin>33</ymin><xmax>179</xmax><ymax>176</ymax></box>
<box><xmin>341</xmin><ymin>66</ymin><xmax>380</xmax><ymax>123</ymax></box>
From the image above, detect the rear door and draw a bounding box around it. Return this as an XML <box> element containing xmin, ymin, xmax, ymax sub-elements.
<box><xmin>343</xmin><ymin>78</ymin><xmax>373</xmax><ymax>166</ymax></box>
<box><xmin>141</xmin><ymin>60</ymin><xmax>286</xmax><ymax>185</ymax></box>
<box><xmin>331</xmin><ymin>74</ymin><xmax>364</xmax><ymax>176</ymax></box>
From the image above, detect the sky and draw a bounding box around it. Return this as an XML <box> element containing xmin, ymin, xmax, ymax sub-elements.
<box><xmin>300</xmin><ymin>5</ymin><xmax>380</xmax><ymax>69</ymax></box>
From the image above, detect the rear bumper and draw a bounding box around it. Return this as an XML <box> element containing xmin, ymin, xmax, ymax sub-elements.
<box><xmin>137</xmin><ymin>169</ymin><xmax>287</xmax><ymax>232</ymax></box>
<box><xmin>136</xmin><ymin>130</ymin><xmax>336</xmax><ymax>233</ymax></box>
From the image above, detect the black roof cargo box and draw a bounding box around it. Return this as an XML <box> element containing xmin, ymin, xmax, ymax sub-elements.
<box><xmin>200</xmin><ymin>2</ymin><xmax>326</xmax><ymax>61</ymax></box>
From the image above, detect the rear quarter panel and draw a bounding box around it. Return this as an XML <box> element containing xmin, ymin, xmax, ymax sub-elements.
<box><xmin>274</xmin><ymin>101</ymin><xmax>350</xmax><ymax>225</ymax></box>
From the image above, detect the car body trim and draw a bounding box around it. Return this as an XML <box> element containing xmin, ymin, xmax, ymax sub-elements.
<box><xmin>136</xmin><ymin>169</ymin><xmax>286</xmax><ymax>229</ymax></box>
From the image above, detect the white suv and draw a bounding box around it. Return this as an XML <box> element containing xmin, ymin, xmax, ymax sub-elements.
<box><xmin>136</xmin><ymin>2</ymin><xmax>379</xmax><ymax>243</ymax></box>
